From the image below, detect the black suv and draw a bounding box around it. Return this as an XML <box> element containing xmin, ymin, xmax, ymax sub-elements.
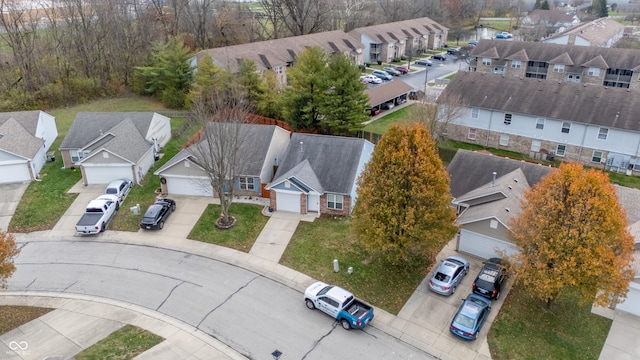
<box><xmin>431</xmin><ymin>54</ymin><xmax>447</xmax><ymax>61</ymax></box>
<box><xmin>472</xmin><ymin>258</ymin><xmax>507</xmax><ymax>300</ymax></box>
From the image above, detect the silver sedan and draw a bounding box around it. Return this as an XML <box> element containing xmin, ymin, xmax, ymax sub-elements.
<box><xmin>428</xmin><ymin>255</ymin><xmax>469</xmax><ymax>296</ymax></box>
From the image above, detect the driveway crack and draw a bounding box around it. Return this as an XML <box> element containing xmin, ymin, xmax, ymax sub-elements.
<box><xmin>196</xmin><ymin>276</ymin><xmax>258</xmax><ymax>328</ymax></box>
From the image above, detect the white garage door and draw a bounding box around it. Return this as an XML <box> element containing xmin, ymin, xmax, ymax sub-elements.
<box><xmin>276</xmin><ymin>191</ymin><xmax>301</xmax><ymax>213</ymax></box>
<box><xmin>166</xmin><ymin>176</ymin><xmax>212</xmax><ymax>196</ymax></box>
<box><xmin>0</xmin><ymin>163</ymin><xmax>31</xmax><ymax>183</ymax></box>
<box><xmin>84</xmin><ymin>166</ymin><xmax>132</xmax><ymax>184</ymax></box>
<box><xmin>458</xmin><ymin>229</ymin><xmax>519</xmax><ymax>260</ymax></box>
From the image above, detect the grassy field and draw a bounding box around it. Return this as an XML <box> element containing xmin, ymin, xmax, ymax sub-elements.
<box><xmin>489</xmin><ymin>285</ymin><xmax>611</xmax><ymax>360</ymax></box>
<box><xmin>362</xmin><ymin>105</ymin><xmax>415</xmax><ymax>134</ymax></box>
<box><xmin>279</xmin><ymin>217</ymin><xmax>431</xmax><ymax>314</ymax></box>
<box><xmin>188</xmin><ymin>203</ymin><xmax>268</xmax><ymax>252</ymax></box>
<box><xmin>0</xmin><ymin>306</ymin><xmax>52</xmax><ymax>334</ymax></box>
<box><xmin>74</xmin><ymin>325</ymin><xmax>164</xmax><ymax>360</ymax></box>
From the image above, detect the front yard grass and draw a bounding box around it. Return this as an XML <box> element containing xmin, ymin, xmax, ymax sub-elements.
<box><xmin>188</xmin><ymin>203</ymin><xmax>268</xmax><ymax>252</ymax></box>
<box><xmin>74</xmin><ymin>324</ymin><xmax>164</xmax><ymax>360</ymax></box>
<box><xmin>489</xmin><ymin>285</ymin><xmax>611</xmax><ymax>360</ymax></box>
<box><xmin>0</xmin><ymin>306</ymin><xmax>53</xmax><ymax>334</ymax></box>
<box><xmin>279</xmin><ymin>217</ymin><xmax>431</xmax><ymax>314</ymax></box>
<box><xmin>362</xmin><ymin>105</ymin><xmax>415</xmax><ymax>134</ymax></box>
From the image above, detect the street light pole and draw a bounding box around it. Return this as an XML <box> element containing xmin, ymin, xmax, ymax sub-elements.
<box><xmin>423</xmin><ymin>67</ymin><xmax>429</xmax><ymax>102</ymax></box>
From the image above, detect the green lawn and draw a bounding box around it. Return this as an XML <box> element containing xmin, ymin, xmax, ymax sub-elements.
<box><xmin>279</xmin><ymin>217</ymin><xmax>431</xmax><ymax>314</ymax></box>
<box><xmin>74</xmin><ymin>325</ymin><xmax>164</xmax><ymax>360</ymax></box>
<box><xmin>489</xmin><ymin>285</ymin><xmax>611</xmax><ymax>360</ymax></box>
<box><xmin>362</xmin><ymin>105</ymin><xmax>415</xmax><ymax>134</ymax></box>
<box><xmin>188</xmin><ymin>203</ymin><xmax>268</xmax><ymax>253</ymax></box>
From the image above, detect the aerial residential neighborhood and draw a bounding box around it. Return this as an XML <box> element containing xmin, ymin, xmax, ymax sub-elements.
<box><xmin>1</xmin><ymin>0</ymin><xmax>640</xmax><ymax>359</ymax></box>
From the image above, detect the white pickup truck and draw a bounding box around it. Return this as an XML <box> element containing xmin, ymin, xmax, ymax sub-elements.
<box><xmin>304</xmin><ymin>281</ymin><xmax>374</xmax><ymax>330</ymax></box>
<box><xmin>75</xmin><ymin>195</ymin><xmax>119</xmax><ymax>235</ymax></box>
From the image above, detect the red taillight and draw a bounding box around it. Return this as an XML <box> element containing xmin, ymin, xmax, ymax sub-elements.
<box><xmin>443</xmin><ymin>286</ymin><xmax>450</xmax><ymax>290</ymax></box>
<box><xmin>356</xmin><ymin>321</ymin><xmax>361</xmax><ymax>327</ymax></box>
<box><xmin>492</xmin><ymin>290</ymin><xmax>498</xmax><ymax>297</ymax></box>
<box><xmin>450</xmin><ymin>325</ymin><xmax>455</xmax><ymax>331</ymax></box>
<box><xmin>95</xmin><ymin>226</ymin><xmax>99</xmax><ymax>230</ymax></box>
<box><xmin>472</xmin><ymin>283</ymin><xmax>476</xmax><ymax>290</ymax></box>
<box><xmin>429</xmin><ymin>280</ymin><xmax>434</xmax><ymax>285</ymax></box>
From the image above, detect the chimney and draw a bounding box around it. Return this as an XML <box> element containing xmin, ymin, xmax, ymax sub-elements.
<box><xmin>492</xmin><ymin>172</ymin><xmax>497</xmax><ymax>186</ymax></box>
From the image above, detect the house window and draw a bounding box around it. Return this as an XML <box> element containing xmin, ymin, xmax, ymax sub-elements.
<box><xmin>275</xmin><ymin>66</ymin><xmax>283</xmax><ymax>74</ymax></box>
<box><xmin>493</xmin><ymin>66</ymin><xmax>505</xmax><ymax>75</ymax></box>
<box><xmin>511</xmin><ymin>60</ymin><xmax>521</xmax><ymax>69</ymax></box>
<box><xmin>482</xmin><ymin>57</ymin><xmax>491</xmax><ymax>65</ymax></box>
<box><xmin>468</xmin><ymin>128</ymin><xmax>477</xmax><ymax>140</ymax></box>
<box><xmin>327</xmin><ymin>194</ymin><xmax>343</xmax><ymax>210</ymax></box>
<box><xmin>588</xmin><ymin>67</ymin><xmax>600</xmax><ymax>76</ymax></box>
<box><xmin>102</xmin><ymin>151</ymin><xmax>109</xmax><ymax>159</ymax></box>
<box><xmin>499</xmin><ymin>134</ymin><xmax>509</xmax><ymax>146</ymax></box>
<box><xmin>70</xmin><ymin>150</ymin><xmax>84</xmax><ymax>162</ymax></box>
<box><xmin>531</xmin><ymin>139</ymin><xmax>541</xmax><ymax>152</ymax></box>
<box><xmin>553</xmin><ymin>64</ymin><xmax>565</xmax><ymax>73</ymax></box>
<box><xmin>598</xmin><ymin>127</ymin><xmax>608</xmax><ymax>140</ymax></box>
<box><xmin>592</xmin><ymin>151</ymin><xmax>603</xmax><ymax>163</ymax></box>
<box><xmin>556</xmin><ymin>144</ymin><xmax>566</xmax><ymax>156</ymax></box>
<box><xmin>567</xmin><ymin>74</ymin><xmax>581</xmax><ymax>83</ymax></box>
<box><xmin>239</xmin><ymin>177</ymin><xmax>255</xmax><ymax>190</ymax></box>
<box><xmin>504</xmin><ymin>113</ymin><xmax>512</xmax><ymax>125</ymax></box>
<box><xmin>536</xmin><ymin>118</ymin><xmax>545</xmax><ymax>129</ymax></box>
<box><xmin>561</xmin><ymin>122</ymin><xmax>571</xmax><ymax>134</ymax></box>
<box><xmin>471</xmin><ymin>108</ymin><xmax>479</xmax><ymax>119</ymax></box>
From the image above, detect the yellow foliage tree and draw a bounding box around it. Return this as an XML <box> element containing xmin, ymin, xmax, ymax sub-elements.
<box><xmin>509</xmin><ymin>163</ymin><xmax>634</xmax><ymax>307</ymax></box>
<box><xmin>0</xmin><ymin>230</ymin><xmax>20</xmax><ymax>288</ymax></box>
<box><xmin>351</xmin><ymin>123</ymin><xmax>458</xmax><ymax>265</ymax></box>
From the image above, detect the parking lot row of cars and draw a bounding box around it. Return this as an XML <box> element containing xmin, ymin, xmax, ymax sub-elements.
<box><xmin>359</xmin><ymin>65</ymin><xmax>410</xmax><ymax>84</ymax></box>
<box><xmin>428</xmin><ymin>256</ymin><xmax>508</xmax><ymax>341</ymax></box>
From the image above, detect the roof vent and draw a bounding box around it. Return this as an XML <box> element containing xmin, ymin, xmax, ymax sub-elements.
<box><xmin>299</xmin><ymin>141</ymin><xmax>304</xmax><ymax>153</ymax></box>
<box><xmin>508</xmin><ymin>186</ymin><xmax>513</xmax><ymax>190</ymax></box>
<box><xmin>505</xmin><ymin>208</ymin><xmax>511</xmax><ymax>212</ymax></box>
<box><xmin>514</xmin><ymin>178</ymin><xmax>519</xmax><ymax>183</ymax></box>
<box><xmin>492</xmin><ymin>171</ymin><xmax>497</xmax><ymax>187</ymax></box>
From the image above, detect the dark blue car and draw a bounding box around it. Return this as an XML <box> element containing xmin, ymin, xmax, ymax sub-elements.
<box><xmin>450</xmin><ymin>294</ymin><xmax>491</xmax><ymax>340</ymax></box>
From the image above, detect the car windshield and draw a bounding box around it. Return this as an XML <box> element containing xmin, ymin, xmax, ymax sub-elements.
<box><xmin>454</xmin><ymin>313</ymin><xmax>475</xmax><ymax>328</ymax></box>
<box><xmin>317</xmin><ymin>285</ymin><xmax>333</xmax><ymax>296</ymax></box>
<box><xmin>143</xmin><ymin>205</ymin><xmax>162</xmax><ymax>218</ymax></box>
<box><xmin>106</xmin><ymin>188</ymin><xmax>117</xmax><ymax>195</ymax></box>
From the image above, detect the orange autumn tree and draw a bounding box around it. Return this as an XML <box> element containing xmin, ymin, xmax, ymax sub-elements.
<box><xmin>509</xmin><ymin>163</ymin><xmax>634</xmax><ymax>307</ymax></box>
<box><xmin>0</xmin><ymin>230</ymin><xmax>20</xmax><ymax>288</ymax></box>
<box><xmin>351</xmin><ymin>123</ymin><xmax>458</xmax><ymax>266</ymax></box>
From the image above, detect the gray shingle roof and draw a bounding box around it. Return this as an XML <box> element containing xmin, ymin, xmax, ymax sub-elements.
<box><xmin>270</xmin><ymin>133</ymin><xmax>369</xmax><ymax>194</ymax></box>
<box><xmin>0</xmin><ymin>118</ymin><xmax>44</xmax><ymax>159</ymax></box>
<box><xmin>365</xmin><ymin>80</ymin><xmax>414</xmax><ymax>106</ymax></box>
<box><xmin>544</xmin><ymin>17</ymin><xmax>624</xmax><ymax>47</ymax></box>
<box><xmin>470</xmin><ymin>39</ymin><xmax>640</xmax><ymax>71</ymax></box>
<box><xmin>155</xmin><ymin>124</ymin><xmax>278</xmax><ymax>176</ymax></box>
<box><xmin>447</xmin><ymin>149</ymin><xmax>554</xmax><ymax>199</ymax></box>
<box><xmin>196</xmin><ymin>30</ymin><xmax>363</xmax><ymax>73</ymax></box>
<box><xmin>349</xmin><ymin>17</ymin><xmax>448</xmax><ymax>43</ymax></box>
<box><xmin>60</xmin><ymin>112</ymin><xmax>156</xmax><ymax>149</ymax></box>
<box><xmin>78</xmin><ymin>119</ymin><xmax>151</xmax><ymax>164</ymax></box>
<box><xmin>0</xmin><ymin>110</ymin><xmax>41</xmax><ymax>135</ymax></box>
<box><xmin>439</xmin><ymin>72</ymin><xmax>640</xmax><ymax>132</ymax></box>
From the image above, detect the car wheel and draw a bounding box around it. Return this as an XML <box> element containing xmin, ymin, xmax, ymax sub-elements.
<box><xmin>159</xmin><ymin>221</ymin><xmax>164</xmax><ymax>230</ymax></box>
<box><xmin>451</xmin><ymin>286</ymin><xmax>456</xmax><ymax>295</ymax></box>
<box><xmin>115</xmin><ymin>202</ymin><xmax>120</xmax><ymax>211</ymax></box>
<box><xmin>305</xmin><ymin>299</ymin><xmax>315</xmax><ymax>310</ymax></box>
<box><xmin>341</xmin><ymin>319</ymin><xmax>351</xmax><ymax>330</ymax></box>
<box><xmin>100</xmin><ymin>222</ymin><xmax>106</xmax><ymax>232</ymax></box>
<box><xmin>172</xmin><ymin>203</ymin><xmax>176</xmax><ymax>211</ymax></box>
<box><xmin>495</xmin><ymin>292</ymin><xmax>500</xmax><ymax>300</ymax></box>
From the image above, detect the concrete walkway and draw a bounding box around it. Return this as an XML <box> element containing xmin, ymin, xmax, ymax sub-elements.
<box><xmin>249</xmin><ymin>211</ymin><xmax>317</xmax><ymax>262</ymax></box>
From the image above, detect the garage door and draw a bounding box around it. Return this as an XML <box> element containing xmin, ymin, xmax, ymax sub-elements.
<box><xmin>84</xmin><ymin>166</ymin><xmax>132</xmax><ymax>184</ymax></box>
<box><xmin>166</xmin><ymin>176</ymin><xmax>212</xmax><ymax>196</ymax></box>
<box><xmin>276</xmin><ymin>191</ymin><xmax>301</xmax><ymax>213</ymax></box>
<box><xmin>458</xmin><ymin>229</ymin><xmax>519</xmax><ymax>260</ymax></box>
<box><xmin>0</xmin><ymin>163</ymin><xmax>31</xmax><ymax>183</ymax></box>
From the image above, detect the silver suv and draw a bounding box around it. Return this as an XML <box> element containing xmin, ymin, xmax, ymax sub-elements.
<box><xmin>105</xmin><ymin>179</ymin><xmax>133</xmax><ymax>207</ymax></box>
<box><xmin>371</xmin><ymin>70</ymin><xmax>393</xmax><ymax>81</ymax></box>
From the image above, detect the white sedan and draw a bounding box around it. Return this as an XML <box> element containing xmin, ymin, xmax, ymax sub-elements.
<box><xmin>360</xmin><ymin>74</ymin><xmax>383</xmax><ymax>84</ymax></box>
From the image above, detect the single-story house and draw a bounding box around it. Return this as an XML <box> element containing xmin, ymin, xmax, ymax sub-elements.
<box><xmin>155</xmin><ymin>124</ymin><xmax>290</xmax><ymax>198</ymax></box>
<box><xmin>59</xmin><ymin>112</ymin><xmax>171</xmax><ymax>185</ymax></box>
<box><xmin>266</xmin><ymin>133</ymin><xmax>374</xmax><ymax>215</ymax></box>
<box><xmin>0</xmin><ymin>110</ymin><xmax>58</xmax><ymax>184</ymax></box>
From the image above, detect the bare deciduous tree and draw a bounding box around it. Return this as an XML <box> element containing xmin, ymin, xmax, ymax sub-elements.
<box><xmin>409</xmin><ymin>92</ymin><xmax>467</xmax><ymax>142</ymax></box>
<box><xmin>260</xmin><ymin>0</ymin><xmax>331</xmax><ymax>36</ymax></box>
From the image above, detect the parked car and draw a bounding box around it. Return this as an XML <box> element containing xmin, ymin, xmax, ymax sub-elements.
<box><xmin>431</xmin><ymin>54</ymin><xmax>447</xmax><ymax>61</ymax></box>
<box><xmin>139</xmin><ymin>198</ymin><xmax>176</xmax><ymax>230</ymax></box>
<box><xmin>304</xmin><ymin>281</ymin><xmax>374</xmax><ymax>330</ymax></box>
<box><xmin>366</xmin><ymin>107</ymin><xmax>381</xmax><ymax>116</ymax></box>
<box><xmin>382</xmin><ymin>67</ymin><xmax>402</xmax><ymax>76</ymax></box>
<box><xmin>105</xmin><ymin>179</ymin><xmax>133</xmax><ymax>206</ymax></box>
<box><xmin>371</xmin><ymin>69</ymin><xmax>393</xmax><ymax>81</ymax></box>
<box><xmin>449</xmin><ymin>294</ymin><xmax>492</xmax><ymax>340</ymax></box>
<box><xmin>414</xmin><ymin>59</ymin><xmax>433</xmax><ymax>66</ymax></box>
<box><xmin>495</xmin><ymin>32</ymin><xmax>512</xmax><ymax>39</ymax></box>
<box><xmin>360</xmin><ymin>74</ymin><xmax>382</xmax><ymax>84</ymax></box>
<box><xmin>428</xmin><ymin>256</ymin><xmax>469</xmax><ymax>296</ymax></box>
<box><xmin>395</xmin><ymin>65</ymin><xmax>409</xmax><ymax>74</ymax></box>
<box><xmin>75</xmin><ymin>195</ymin><xmax>119</xmax><ymax>235</ymax></box>
<box><xmin>447</xmin><ymin>47</ymin><xmax>460</xmax><ymax>55</ymax></box>
<box><xmin>468</xmin><ymin>41</ymin><xmax>478</xmax><ymax>46</ymax></box>
<box><xmin>472</xmin><ymin>258</ymin><xmax>507</xmax><ymax>300</ymax></box>
<box><xmin>381</xmin><ymin>102</ymin><xmax>395</xmax><ymax>110</ymax></box>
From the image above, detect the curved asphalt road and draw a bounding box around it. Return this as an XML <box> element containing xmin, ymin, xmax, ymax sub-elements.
<box><xmin>6</xmin><ymin>239</ymin><xmax>432</xmax><ymax>360</ymax></box>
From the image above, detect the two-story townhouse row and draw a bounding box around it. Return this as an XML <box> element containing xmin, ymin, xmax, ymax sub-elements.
<box><xmin>191</xmin><ymin>30</ymin><xmax>365</xmax><ymax>86</ymax></box>
<box><xmin>348</xmin><ymin>17</ymin><xmax>448</xmax><ymax>65</ymax></box>
<box><xmin>470</xmin><ymin>40</ymin><xmax>640</xmax><ymax>90</ymax></box>
<box><xmin>439</xmin><ymin>72</ymin><xmax>640</xmax><ymax>173</ymax></box>
<box><xmin>542</xmin><ymin>17</ymin><xmax>625</xmax><ymax>48</ymax></box>
<box><xmin>521</xmin><ymin>9</ymin><xmax>580</xmax><ymax>31</ymax></box>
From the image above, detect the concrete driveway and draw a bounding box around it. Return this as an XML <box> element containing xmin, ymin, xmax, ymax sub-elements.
<box><xmin>0</xmin><ymin>182</ymin><xmax>30</xmax><ymax>231</ymax></box>
<box><xmin>397</xmin><ymin>239</ymin><xmax>513</xmax><ymax>359</ymax></box>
